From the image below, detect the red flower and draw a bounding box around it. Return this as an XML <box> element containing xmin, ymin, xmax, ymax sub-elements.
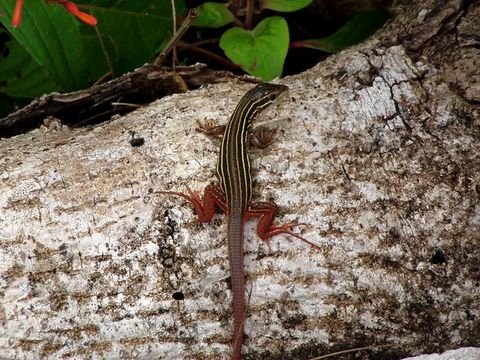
<box><xmin>12</xmin><ymin>0</ymin><xmax>24</xmax><ymax>27</ymax></box>
<box><xmin>50</xmin><ymin>0</ymin><xmax>97</xmax><ymax>26</ymax></box>
<box><xmin>12</xmin><ymin>0</ymin><xmax>97</xmax><ymax>28</ymax></box>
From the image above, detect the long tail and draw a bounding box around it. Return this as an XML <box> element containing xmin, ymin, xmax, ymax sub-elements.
<box><xmin>228</xmin><ymin>211</ymin><xmax>245</xmax><ymax>360</ymax></box>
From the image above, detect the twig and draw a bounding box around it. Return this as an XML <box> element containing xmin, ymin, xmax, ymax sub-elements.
<box><xmin>245</xmin><ymin>0</ymin><xmax>254</xmax><ymax>29</ymax></box>
<box><xmin>110</xmin><ymin>102</ymin><xmax>142</xmax><ymax>108</ymax></box>
<box><xmin>154</xmin><ymin>8</ymin><xmax>199</xmax><ymax>65</ymax></box>
<box><xmin>179</xmin><ymin>45</ymin><xmax>241</xmax><ymax>72</ymax></box>
<box><xmin>309</xmin><ymin>343</ymin><xmax>403</xmax><ymax>360</ymax></box>
<box><xmin>170</xmin><ymin>0</ymin><xmax>177</xmax><ymax>70</ymax></box>
<box><xmin>94</xmin><ymin>25</ymin><xmax>113</xmax><ymax>80</ymax></box>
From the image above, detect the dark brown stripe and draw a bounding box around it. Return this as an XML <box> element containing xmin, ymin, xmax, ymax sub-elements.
<box><xmin>217</xmin><ymin>86</ymin><xmax>282</xmax><ymax>212</ymax></box>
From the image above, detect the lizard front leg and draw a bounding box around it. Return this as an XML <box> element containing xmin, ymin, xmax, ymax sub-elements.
<box><xmin>197</xmin><ymin>119</ymin><xmax>277</xmax><ymax>149</ymax></box>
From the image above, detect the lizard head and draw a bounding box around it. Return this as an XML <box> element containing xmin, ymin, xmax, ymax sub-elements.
<box><xmin>247</xmin><ymin>83</ymin><xmax>289</xmax><ymax>108</ymax></box>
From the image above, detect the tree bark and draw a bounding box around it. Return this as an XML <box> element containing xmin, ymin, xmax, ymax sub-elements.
<box><xmin>1</xmin><ymin>0</ymin><xmax>479</xmax><ymax>359</ymax></box>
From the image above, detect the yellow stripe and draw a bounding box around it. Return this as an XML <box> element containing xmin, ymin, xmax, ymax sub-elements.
<box><xmin>217</xmin><ymin>83</ymin><xmax>287</xmax><ymax>212</ymax></box>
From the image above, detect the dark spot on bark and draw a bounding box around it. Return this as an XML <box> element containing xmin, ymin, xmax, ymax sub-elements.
<box><xmin>129</xmin><ymin>136</ymin><xmax>145</xmax><ymax>147</ymax></box>
<box><xmin>282</xmin><ymin>313</ymin><xmax>307</xmax><ymax>329</ymax></box>
<box><xmin>59</xmin><ymin>243</ymin><xmax>68</xmax><ymax>256</ymax></box>
<box><xmin>172</xmin><ymin>291</ymin><xmax>185</xmax><ymax>300</ymax></box>
<box><xmin>430</xmin><ymin>249</ymin><xmax>447</xmax><ymax>264</ymax></box>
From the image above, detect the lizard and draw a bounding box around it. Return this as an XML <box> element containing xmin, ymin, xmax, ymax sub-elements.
<box><xmin>160</xmin><ymin>83</ymin><xmax>320</xmax><ymax>359</ymax></box>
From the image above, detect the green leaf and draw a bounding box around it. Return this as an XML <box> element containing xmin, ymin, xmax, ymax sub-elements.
<box><xmin>291</xmin><ymin>10</ymin><xmax>390</xmax><ymax>53</ymax></box>
<box><xmin>194</xmin><ymin>2</ymin><xmax>234</xmax><ymax>28</ymax></box>
<box><xmin>86</xmin><ymin>1</ymin><xmax>187</xmax><ymax>75</ymax></box>
<box><xmin>0</xmin><ymin>0</ymin><xmax>187</xmax><ymax>96</ymax></box>
<box><xmin>219</xmin><ymin>16</ymin><xmax>289</xmax><ymax>81</ymax></box>
<box><xmin>0</xmin><ymin>0</ymin><xmax>93</xmax><ymax>92</ymax></box>
<box><xmin>0</xmin><ymin>28</ymin><xmax>56</xmax><ymax>97</ymax></box>
<box><xmin>259</xmin><ymin>0</ymin><xmax>313</xmax><ymax>12</ymax></box>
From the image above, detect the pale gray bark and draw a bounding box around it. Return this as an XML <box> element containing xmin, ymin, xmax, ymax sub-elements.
<box><xmin>1</xmin><ymin>0</ymin><xmax>479</xmax><ymax>359</ymax></box>
<box><xmin>403</xmin><ymin>348</ymin><xmax>480</xmax><ymax>360</ymax></box>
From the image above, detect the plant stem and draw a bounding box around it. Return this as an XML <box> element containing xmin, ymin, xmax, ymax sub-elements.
<box><xmin>179</xmin><ymin>45</ymin><xmax>240</xmax><ymax>72</ymax></box>
<box><xmin>170</xmin><ymin>0</ymin><xmax>177</xmax><ymax>70</ymax></box>
<box><xmin>245</xmin><ymin>0</ymin><xmax>254</xmax><ymax>29</ymax></box>
<box><xmin>154</xmin><ymin>8</ymin><xmax>199</xmax><ymax>66</ymax></box>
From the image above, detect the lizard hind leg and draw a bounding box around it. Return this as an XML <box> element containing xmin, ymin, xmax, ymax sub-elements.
<box><xmin>156</xmin><ymin>184</ymin><xmax>223</xmax><ymax>223</ymax></box>
<box><xmin>246</xmin><ymin>201</ymin><xmax>322</xmax><ymax>251</ymax></box>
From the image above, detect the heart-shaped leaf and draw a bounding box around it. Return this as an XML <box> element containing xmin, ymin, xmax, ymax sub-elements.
<box><xmin>194</xmin><ymin>2</ymin><xmax>234</xmax><ymax>28</ymax></box>
<box><xmin>219</xmin><ymin>16</ymin><xmax>289</xmax><ymax>81</ymax></box>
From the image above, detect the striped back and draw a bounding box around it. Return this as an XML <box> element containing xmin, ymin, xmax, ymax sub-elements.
<box><xmin>216</xmin><ymin>83</ymin><xmax>288</xmax><ymax>213</ymax></box>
